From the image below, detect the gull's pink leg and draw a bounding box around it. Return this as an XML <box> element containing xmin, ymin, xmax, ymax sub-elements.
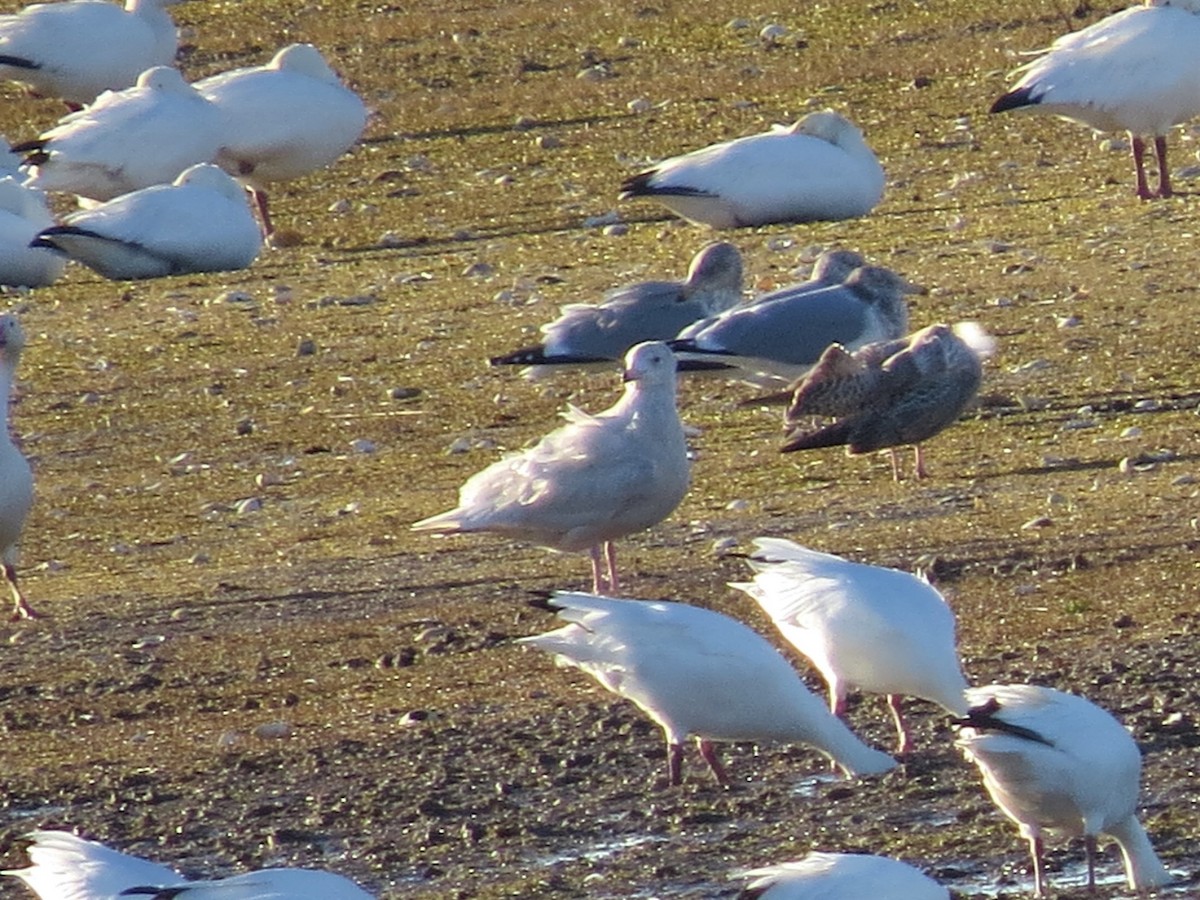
<box><xmin>697</xmin><ymin>738</ymin><xmax>731</xmax><ymax>787</ymax></box>
<box><xmin>1030</xmin><ymin>834</ymin><xmax>1048</xmax><ymax>897</ymax></box>
<box><xmin>604</xmin><ymin>541</ymin><xmax>619</xmax><ymax>595</ymax></box>
<box><xmin>1084</xmin><ymin>834</ymin><xmax>1098</xmax><ymax>891</ymax></box>
<box><xmin>667</xmin><ymin>741</ymin><xmax>684</xmax><ymax>786</ymax></box>
<box><xmin>589</xmin><ymin>545</ymin><xmax>606</xmax><ymax>593</ymax></box>
<box><xmin>913</xmin><ymin>444</ymin><xmax>929</xmax><ymax>479</ymax></box>
<box><xmin>1131</xmin><ymin>135</ymin><xmax>1153</xmax><ymax>200</ymax></box>
<box><xmin>889</xmin><ymin>447</ymin><xmax>903</xmax><ymax>481</ymax></box>
<box><xmin>251</xmin><ymin>186</ymin><xmax>274</xmax><ymax>237</ymax></box>
<box><xmin>5</xmin><ymin>562</ymin><xmax>41</xmax><ymax>621</ymax></box>
<box><xmin>1155</xmin><ymin>135</ymin><xmax>1172</xmax><ymax>198</ymax></box>
<box><xmin>886</xmin><ymin>694</ymin><xmax>914</xmax><ymax>755</ymax></box>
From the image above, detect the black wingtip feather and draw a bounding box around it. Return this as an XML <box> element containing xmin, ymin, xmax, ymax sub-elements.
<box><xmin>490</xmin><ymin>346</ymin><xmax>611</xmax><ymax>367</ymax></box>
<box><xmin>990</xmin><ymin>86</ymin><xmax>1037</xmax><ymax>115</ymax></box>
<box><xmin>0</xmin><ymin>55</ymin><xmax>40</xmax><ymax>71</ymax></box>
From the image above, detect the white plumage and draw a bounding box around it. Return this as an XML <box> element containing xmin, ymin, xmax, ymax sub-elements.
<box><xmin>195</xmin><ymin>43</ymin><xmax>367</xmax><ymax>235</ymax></box>
<box><xmin>2</xmin><ymin>830</ymin><xmax>375</xmax><ymax>900</ymax></box>
<box><xmin>0</xmin><ymin>176</ymin><xmax>64</xmax><ymax>287</ymax></box>
<box><xmin>413</xmin><ymin>341</ymin><xmax>689</xmax><ymax>593</ymax></box>
<box><xmin>990</xmin><ymin>0</ymin><xmax>1200</xmax><ymax>199</ymax></box>
<box><xmin>731</xmin><ymin>538</ymin><xmax>969</xmax><ymax>754</ymax></box>
<box><xmin>490</xmin><ymin>241</ymin><xmax>744</xmax><ymax>376</ymax></box>
<box><xmin>518</xmin><ymin>592</ymin><xmax>897</xmax><ymax>786</ymax></box>
<box><xmin>956</xmin><ymin>684</ymin><xmax>1172</xmax><ymax>896</ymax></box>
<box><xmin>18</xmin><ymin>66</ymin><xmax>223</xmax><ymax>203</ymax></box>
<box><xmin>619</xmin><ymin>109</ymin><xmax>884</xmax><ymax>228</ymax></box>
<box><xmin>735</xmin><ymin>852</ymin><xmax>948</xmax><ymax>899</ymax></box>
<box><xmin>32</xmin><ymin>163</ymin><xmax>262</xmax><ymax>280</ymax></box>
<box><xmin>0</xmin><ymin>313</ymin><xmax>38</xmax><ymax>620</ymax></box>
<box><xmin>0</xmin><ymin>0</ymin><xmax>182</xmax><ymax>107</ymax></box>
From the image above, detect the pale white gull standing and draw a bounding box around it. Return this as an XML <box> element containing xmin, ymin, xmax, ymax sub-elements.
<box><xmin>735</xmin><ymin>852</ymin><xmax>948</xmax><ymax>899</ymax></box>
<box><xmin>490</xmin><ymin>241</ymin><xmax>744</xmax><ymax>376</ymax></box>
<box><xmin>0</xmin><ymin>313</ymin><xmax>38</xmax><ymax>620</ymax></box>
<box><xmin>16</xmin><ymin>66</ymin><xmax>223</xmax><ymax>203</ymax></box>
<box><xmin>670</xmin><ymin>264</ymin><xmax>917</xmax><ymax>387</ymax></box>
<box><xmin>194</xmin><ymin>43</ymin><xmax>367</xmax><ymax>236</ymax></box>
<box><xmin>990</xmin><ymin>0</ymin><xmax>1200</xmax><ymax>199</ymax></box>
<box><xmin>618</xmin><ymin>109</ymin><xmax>884</xmax><ymax>228</ymax></box>
<box><xmin>730</xmin><ymin>537</ymin><xmax>969</xmax><ymax>755</ymax></box>
<box><xmin>518</xmin><ymin>592</ymin><xmax>897</xmax><ymax>786</ymax></box>
<box><xmin>31</xmin><ymin>163</ymin><xmax>262</xmax><ymax>279</ymax></box>
<box><xmin>0</xmin><ymin>176</ymin><xmax>65</xmax><ymax>287</ymax></box>
<box><xmin>0</xmin><ymin>0</ymin><xmax>182</xmax><ymax>107</ymax></box>
<box><xmin>3</xmin><ymin>829</ymin><xmax>376</xmax><ymax>900</ymax></box>
<box><xmin>412</xmin><ymin>341</ymin><xmax>689</xmax><ymax>594</ymax></box>
<box><xmin>956</xmin><ymin>684</ymin><xmax>1172</xmax><ymax>896</ymax></box>
<box><xmin>780</xmin><ymin>322</ymin><xmax>995</xmax><ymax>479</ymax></box>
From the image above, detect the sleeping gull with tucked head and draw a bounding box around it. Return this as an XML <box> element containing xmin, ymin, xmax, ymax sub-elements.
<box><xmin>490</xmin><ymin>241</ymin><xmax>744</xmax><ymax>376</ymax></box>
<box><xmin>619</xmin><ymin>109</ymin><xmax>884</xmax><ymax>228</ymax></box>
<box><xmin>413</xmin><ymin>341</ymin><xmax>689</xmax><ymax>594</ymax></box>
<box><xmin>518</xmin><ymin>592</ymin><xmax>896</xmax><ymax>786</ymax></box>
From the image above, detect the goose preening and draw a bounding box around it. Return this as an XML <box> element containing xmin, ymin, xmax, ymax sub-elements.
<box><xmin>670</xmin><ymin>264</ymin><xmax>916</xmax><ymax>387</ymax></box>
<box><xmin>490</xmin><ymin>241</ymin><xmax>744</xmax><ymax>376</ymax></box>
<box><xmin>735</xmin><ymin>852</ymin><xmax>948</xmax><ymax>899</ymax></box>
<box><xmin>413</xmin><ymin>341</ymin><xmax>689</xmax><ymax>594</ymax></box>
<box><xmin>0</xmin><ymin>0</ymin><xmax>182</xmax><ymax>107</ymax></box>
<box><xmin>3</xmin><ymin>830</ymin><xmax>376</xmax><ymax>899</ymax></box>
<box><xmin>955</xmin><ymin>684</ymin><xmax>1172</xmax><ymax>896</ymax></box>
<box><xmin>730</xmin><ymin>538</ymin><xmax>969</xmax><ymax>755</ymax></box>
<box><xmin>990</xmin><ymin>0</ymin><xmax>1200</xmax><ymax>199</ymax></box>
<box><xmin>16</xmin><ymin>65</ymin><xmax>222</xmax><ymax>203</ymax></box>
<box><xmin>194</xmin><ymin>43</ymin><xmax>367</xmax><ymax>236</ymax></box>
<box><xmin>780</xmin><ymin>322</ymin><xmax>995</xmax><ymax>480</ymax></box>
<box><xmin>619</xmin><ymin>109</ymin><xmax>884</xmax><ymax>228</ymax></box>
<box><xmin>31</xmin><ymin>163</ymin><xmax>262</xmax><ymax>280</ymax></box>
<box><xmin>0</xmin><ymin>177</ymin><xmax>65</xmax><ymax>287</ymax></box>
<box><xmin>0</xmin><ymin>314</ymin><xmax>38</xmax><ymax>620</ymax></box>
<box><xmin>518</xmin><ymin>592</ymin><xmax>897</xmax><ymax>786</ymax></box>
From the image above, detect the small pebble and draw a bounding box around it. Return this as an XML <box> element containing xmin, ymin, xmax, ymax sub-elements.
<box><xmin>296</xmin><ymin>338</ymin><xmax>317</xmax><ymax>357</ymax></box>
<box><xmin>349</xmin><ymin>438</ymin><xmax>377</xmax><ymax>454</ymax></box>
<box><xmin>235</xmin><ymin>497</ymin><xmax>262</xmax><ymax>514</ymax></box>
<box><xmin>627</xmin><ymin>97</ymin><xmax>652</xmax><ymax>114</ymax></box>
<box><xmin>1021</xmin><ymin>516</ymin><xmax>1053</xmax><ymax>530</ymax></box>
<box><xmin>253</xmin><ymin>721</ymin><xmax>292</xmax><ymax>739</ymax></box>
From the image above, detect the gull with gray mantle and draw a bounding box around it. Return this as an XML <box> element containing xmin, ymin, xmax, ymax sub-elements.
<box><xmin>413</xmin><ymin>342</ymin><xmax>689</xmax><ymax>594</ymax></box>
<box><xmin>490</xmin><ymin>241</ymin><xmax>743</xmax><ymax>377</ymax></box>
<box><xmin>781</xmin><ymin>322</ymin><xmax>995</xmax><ymax>480</ymax></box>
<box><xmin>671</xmin><ymin>260</ymin><xmax>917</xmax><ymax>387</ymax></box>
<box><xmin>519</xmin><ymin>592</ymin><xmax>896</xmax><ymax>786</ymax></box>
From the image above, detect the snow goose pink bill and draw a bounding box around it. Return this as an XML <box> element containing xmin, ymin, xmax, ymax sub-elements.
<box><xmin>0</xmin><ymin>314</ymin><xmax>39</xmax><ymax>619</ymax></box>
<box><xmin>0</xmin><ymin>0</ymin><xmax>182</xmax><ymax>107</ymax></box>
<box><xmin>32</xmin><ymin>163</ymin><xmax>261</xmax><ymax>279</ymax></box>
<box><xmin>0</xmin><ymin>176</ymin><xmax>65</xmax><ymax>287</ymax></box>
<box><xmin>618</xmin><ymin>109</ymin><xmax>884</xmax><ymax>228</ymax></box>
<box><xmin>194</xmin><ymin>43</ymin><xmax>367</xmax><ymax>236</ymax></box>
<box><xmin>731</xmin><ymin>538</ymin><xmax>969</xmax><ymax>755</ymax></box>
<box><xmin>518</xmin><ymin>592</ymin><xmax>897</xmax><ymax>786</ymax></box>
<box><xmin>990</xmin><ymin>0</ymin><xmax>1200</xmax><ymax>199</ymax></box>
<box><xmin>489</xmin><ymin>241</ymin><xmax>744</xmax><ymax>377</ymax></box>
<box><xmin>956</xmin><ymin>684</ymin><xmax>1172</xmax><ymax>896</ymax></box>
<box><xmin>736</xmin><ymin>852</ymin><xmax>948</xmax><ymax>899</ymax></box>
<box><xmin>2</xmin><ymin>830</ymin><xmax>376</xmax><ymax>900</ymax></box>
<box><xmin>412</xmin><ymin>342</ymin><xmax>689</xmax><ymax>594</ymax></box>
<box><xmin>780</xmin><ymin>322</ymin><xmax>995</xmax><ymax>480</ymax></box>
<box><xmin>16</xmin><ymin>65</ymin><xmax>223</xmax><ymax>203</ymax></box>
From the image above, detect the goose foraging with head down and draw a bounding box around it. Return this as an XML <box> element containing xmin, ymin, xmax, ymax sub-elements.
<box><xmin>955</xmin><ymin>684</ymin><xmax>1172</xmax><ymax>896</ymax></box>
<box><xmin>519</xmin><ymin>592</ymin><xmax>896</xmax><ymax>786</ymax></box>
<box><xmin>0</xmin><ymin>314</ymin><xmax>38</xmax><ymax>620</ymax></box>
<box><xmin>413</xmin><ymin>341</ymin><xmax>689</xmax><ymax>594</ymax></box>
<box><xmin>990</xmin><ymin>0</ymin><xmax>1200</xmax><ymax>199</ymax></box>
<box><xmin>619</xmin><ymin>109</ymin><xmax>884</xmax><ymax>228</ymax></box>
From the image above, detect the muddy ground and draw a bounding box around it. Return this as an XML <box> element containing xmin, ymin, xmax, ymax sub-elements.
<box><xmin>0</xmin><ymin>0</ymin><xmax>1199</xmax><ymax>896</ymax></box>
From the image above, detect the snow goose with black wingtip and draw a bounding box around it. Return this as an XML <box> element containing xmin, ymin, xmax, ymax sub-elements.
<box><xmin>731</xmin><ymin>537</ymin><xmax>969</xmax><ymax>755</ymax></box>
<box><xmin>990</xmin><ymin>0</ymin><xmax>1200</xmax><ymax>199</ymax></box>
<box><xmin>619</xmin><ymin>109</ymin><xmax>884</xmax><ymax>228</ymax></box>
<box><xmin>735</xmin><ymin>852</ymin><xmax>948</xmax><ymax>899</ymax></box>
<box><xmin>519</xmin><ymin>592</ymin><xmax>896</xmax><ymax>787</ymax></box>
<box><xmin>0</xmin><ymin>176</ymin><xmax>64</xmax><ymax>287</ymax></box>
<box><xmin>0</xmin><ymin>0</ymin><xmax>182</xmax><ymax>107</ymax></box>
<box><xmin>490</xmin><ymin>241</ymin><xmax>744</xmax><ymax>376</ymax></box>
<box><xmin>956</xmin><ymin>684</ymin><xmax>1172</xmax><ymax>896</ymax></box>
<box><xmin>17</xmin><ymin>65</ymin><xmax>222</xmax><ymax>204</ymax></box>
<box><xmin>32</xmin><ymin>163</ymin><xmax>261</xmax><ymax>280</ymax></box>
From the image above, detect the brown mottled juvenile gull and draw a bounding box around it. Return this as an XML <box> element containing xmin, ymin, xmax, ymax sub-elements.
<box><xmin>779</xmin><ymin>322</ymin><xmax>995</xmax><ymax>480</ymax></box>
<box><xmin>956</xmin><ymin>684</ymin><xmax>1171</xmax><ymax>896</ymax></box>
<box><xmin>671</xmin><ymin>262</ymin><xmax>917</xmax><ymax>387</ymax></box>
<box><xmin>490</xmin><ymin>241</ymin><xmax>743</xmax><ymax>377</ymax></box>
<box><xmin>413</xmin><ymin>341</ymin><xmax>689</xmax><ymax>593</ymax></box>
<box><xmin>0</xmin><ymin>314</ymin><xmax>38</xmax><ymax>619</ymax></box>
<box><xmin>518</xmin><ymin>592</ymin><xmax>896</xmax><ymax>786</ymax></box>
